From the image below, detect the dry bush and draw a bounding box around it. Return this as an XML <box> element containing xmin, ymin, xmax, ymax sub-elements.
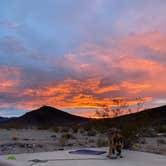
<box><xmin>51</xmin><ymin>134</ymin><xmax>57</xmax><ymax>139</ymax></box>
<box><xmin>61</xmin><ymin>128</ymin><xmax>69</xmax><ymax>133</ymax></box>
<box><xmin>72</xmin><ymin>126</ymin><xmax>79</xmax><ymax>133</ymax></box>
<box><xmin>79</xmin><ymin>128</ymin><xmax>85</xmax><ymax>134</ymax></box>
<box><xmin>88</xmin><ymin>139</ymin><xmax>95</xmax><ymax>143</ymax></box>
<box><xmin>59</xmin><ymin>137</ymin><xmax>67</xmax><ymax>146</ymax></box>
<box><xmin>156</xmin><ymin>125</ymin><xmax>166</xmax><ymax>133</ymax></box>
<box><xmin>52</xmin><ymin>127</ymin><xmax>59</xmax><ymax>133</ymax></box>
<box><xmin>12</xmin><ymin>136</ymin><xmax>19</xmax><ymax>141</ymax></box>
<box><xmin>61</xmin><ymin>133</ymin><xmax>76</xmax><ymax>139</ymax></box>
<box><xmin>157</xmin><ymin>139</ymin><xmax>166</xmax><ymax>145</ymax></box>
<box><xmin>87</xmin><ymin>130</ymin><xmax>97</xmax><ymax>137</ymax></box>
<box><xmin>96</xmin><ymin>137</ymin><xmax>108</xmax><ymax>147</ymax></box>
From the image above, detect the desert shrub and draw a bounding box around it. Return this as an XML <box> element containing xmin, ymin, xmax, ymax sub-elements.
<box><xmin>83</xmin><ymin>126</ymin><xmax>91</xmax><ymax>132</ymax></box>
<box><xmin>88</xmin><ymin>139</ymin><xmax>95</xmax><ymax>143</ymax></box>
<box><xmin>12</xmin><ymin>136</ymin><xmax>19</xmax><ymax>141</ymax></box>
<box><xmin>0</xmin><ymin>124</ymin><xmax>24</xmax><ymax>129</ymax></box>
<box><xmin>79</xmin><ymin>128</ymin><xmax>85</xmax><ymax>134</ymax></box>
<box><xmin>96</xmin><ymin>127</ymin><xmax>106</xmax><ymax>134</ymax></box>
<box><xmin>52</xmin><ymin>127</ymin><xmax>59</xmax><ymax>133</ymax></box>
<box><xmin>87</xmin><ymin>130</ymin><xmax>97</xmax><ymax>137</ymax></box>
<box><xmin>61</xmin><ymin>128</ymin><xmax>69</xmax><ymax>133</ymax></box>
<box><xmin>72</xmin><ymin>126</ymin><xmax>79</xmax><ymax>133</ymax></box>
<box><xmin>120</xmin><ymin>125</ymin><xmax>143</xmax><ymax>149</ymax></box>
<box><xmin>142</xmin><ymin>128</ymin><xmax>157</xmax><ymax>137</ymax></box>
<box><xmin>51</xmin><ymin>134</ymin><xmax>57</xmax><ymax>138</ymax></box>
<box><xmin>96</xmin><ymin>137</ymin><xmax>108</xmax><ymax>147</ymax></box>
<box><xmin>156</xmin><ymin>125</ymin><xmax>166</xmax><ymax>133</ymax></box>
<box><xmin>139</xmin><ymin>137</ymin><xmax>146</xmax><ymax>144</ymax></box>
<box><xmin>157</xmin><ymin>139</ymin><xmax>166</xmax><ymax>145</ymax></box>
<box><xmin>61</xmin><ymin>133</ymin><xmax>75</xmax><ymax>139</ymax></box>
<box><xmin>37</xmin><ymin>126</ymin><xmax>49</xmax><ymax>130</ymax></box>
<box><xmin>59</xmin><ymin>137</ymin><xmax>67</xmax><ymax>146</ymax></box>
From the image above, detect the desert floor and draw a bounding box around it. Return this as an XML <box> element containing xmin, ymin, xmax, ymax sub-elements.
<box><xmin>0</xmin><ymin>128</ymin><xmax>166</xmax><ymax>156</ymax></box>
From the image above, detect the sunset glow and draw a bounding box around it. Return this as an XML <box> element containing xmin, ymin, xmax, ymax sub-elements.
<box><xmin>0</xmin><ymin>0</ymin><xmax>166</xmax><ymax>117</ymax></box>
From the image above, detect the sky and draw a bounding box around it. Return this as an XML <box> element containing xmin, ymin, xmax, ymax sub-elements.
<box><xmin>0</xmin><ymin>0</ymin><xmax>166</xmax><ymax>117</ymax></box>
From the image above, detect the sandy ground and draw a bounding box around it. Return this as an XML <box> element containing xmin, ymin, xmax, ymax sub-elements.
<box><xmin>0</xmin><ymin>148</ymin><xmax>166</xmax><ymax>166</ymax></box>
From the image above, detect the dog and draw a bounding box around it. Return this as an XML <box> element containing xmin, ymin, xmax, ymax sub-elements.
<box><xmin>107</xmin><ymin>128</ymin><xmax>124</xmax><ymax>159</ymax></box>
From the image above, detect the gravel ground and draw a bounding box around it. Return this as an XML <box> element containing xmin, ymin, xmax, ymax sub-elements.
<box><xmin>0</xmin><ymin>129</ymin><xmax>107</xmax><ymax>155</ymax></box>
<box><xmin>0</xmin><ymin>129</ymin><xmax>165</xmax><ymax>156</ymax></box>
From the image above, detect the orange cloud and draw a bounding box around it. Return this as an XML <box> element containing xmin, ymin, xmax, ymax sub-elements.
<box><xmin>0</xmin><ymin>65</ymin><xmax>20</xmax><ymax>92</ymax></box>
<box><xmin>121</xmin><ymin>81</ymin><xmax>151</xmax><ymax>94</ymax></box>
<box><xmin>1</xmin><ymin>32</ymin><xmax>166</xmax><ymax>118</ymax></box>
<box><xmin>95</xmin><ymin>85</ymin><xmax>120</xmax><ymax>94</ymax></box>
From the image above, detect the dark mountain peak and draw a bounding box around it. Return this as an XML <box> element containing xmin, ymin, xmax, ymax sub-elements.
<box><xmin>0</xmin><ymin>105</ymin><xmax>88</xmax><ymax>127</ymax></box>
<box><xmin>0</xmin><ymin>116</ymin><xmax>9</xmax><ymax>122</ymax></box>
<box><xmin>37</xmin><ymin>105</ymin><xmax>60</xmax><ymax>111</ymax></box>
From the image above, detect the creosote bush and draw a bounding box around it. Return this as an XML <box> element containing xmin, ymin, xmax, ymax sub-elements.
<box><xmin>61</xmin><ymin>133</ymin><xmax>75</xmax><ymax>139</ymax></box>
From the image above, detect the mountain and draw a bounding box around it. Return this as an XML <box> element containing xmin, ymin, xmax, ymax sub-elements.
<box><xmin>84</xmin><ymin>105</ymin><xmax>166</xmax><ymax>132</ymax></box>
<box><xmin>112</xmin><ymin>104</ymin><xmax>166</xmax><ymax>127</ymax></box>
<box><xmin>0</xmin><ymin>106</ymin><xmax>88</xmax><ymax>128</ymax></box>
<box><xmin>0</xmin><ymin>105</ymin><xmax>165</xmax><ymax>129</ymax></box>
<box><xmin>0</xmin><ymin>116</ymin><xmax>9</xmax><ymax>122</ymax></box>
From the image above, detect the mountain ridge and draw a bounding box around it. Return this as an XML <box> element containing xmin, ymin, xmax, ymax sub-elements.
<box><xmin>0</xmin><ymin>105</ymin><xmax>88</xmax><ymax>127</ymax></box>
<box><xmin>0</xmin><ymin>105</ymin><xmax>165</xmax><ymax>128</ymax></box>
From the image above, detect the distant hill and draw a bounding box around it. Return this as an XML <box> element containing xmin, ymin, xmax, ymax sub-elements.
<box><xmin>0</xmin><ymin>105</ymin><xmax>166</xmax><ymax>130</ymax></box>
<box><xmin>0</xmin><ymin>106</ymin><xmax>88</xmax><ymax>128</ymax></box>
<box><xmin>0</xmin><ymin>116</ymin><xmax>9</xmax><ymax>122</ymax></box>
<box><xmin>81</xmin><ymin>105</ymin><xmax>166</xmax><ymax>139</ymax></box>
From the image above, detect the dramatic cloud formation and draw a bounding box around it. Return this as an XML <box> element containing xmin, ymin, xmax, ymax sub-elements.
<box><xmin>0</xmin><ymin>0</ymin><xmax>166</xmax><ymax>117</ymax></box>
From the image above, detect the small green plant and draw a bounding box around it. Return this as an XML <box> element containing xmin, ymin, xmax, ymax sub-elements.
<box><xmin>7</xmin><ymin>155</ymin><xmax>16</xmax><ymax>160</ymax></box>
